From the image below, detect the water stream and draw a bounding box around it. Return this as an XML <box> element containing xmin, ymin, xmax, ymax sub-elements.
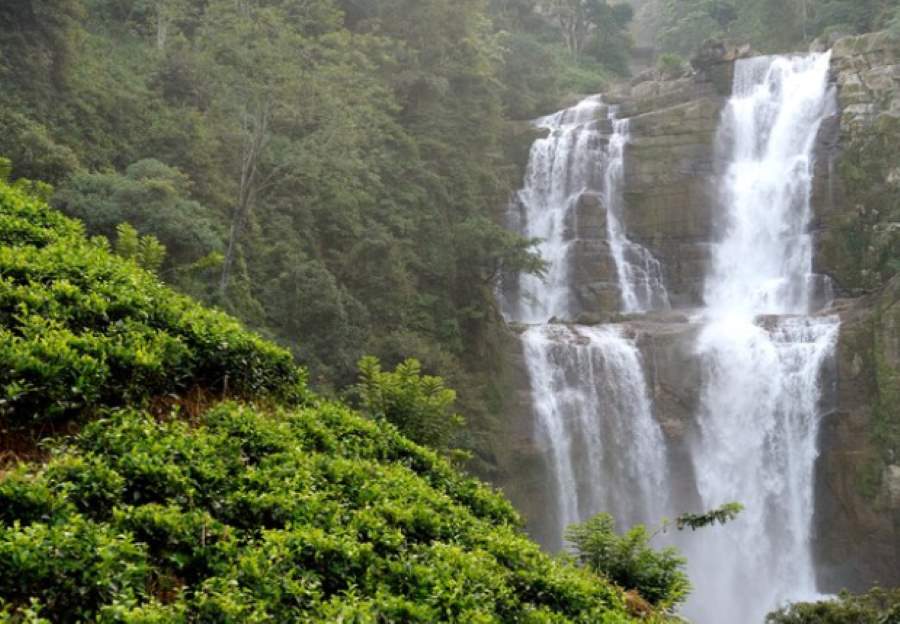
<box><xmin>679</xmin><ymin>53</ymin><xmax>840</xmax><ymax>623</ymax></box>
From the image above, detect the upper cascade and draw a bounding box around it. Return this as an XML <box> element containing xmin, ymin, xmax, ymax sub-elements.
<box><xmin>501</xmin><ymin>95</ymin><xmax>669</xmax><ymax>323</ymax></box>
<box><xmin>704</xmin><ymin>52</ymin><xmax>836</xmax><ymax>317</ymax></box>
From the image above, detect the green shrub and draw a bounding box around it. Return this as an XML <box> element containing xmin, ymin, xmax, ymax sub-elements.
<box><xmin>52</xmin><ymin>160</ymin><xmax>224</xmax><ymax>268</ymax></box>
<box><xmin>356</xmin><ymin>356</ymin><xmax>465</xmax><ymax>456</ymax></box>
<box><xmin>0</xmin><ymin>403</ymin><xmax>638</xmax><ymax>622</ymax></box>
<box><xmin>566</xmin><ymin>513</ymin><xmax>691</xmax><ymax>610</ymax></box>
<box><xmin>0</xmin><ymin>517</ymin><xmax>149</xmax><ymax>623</ymax></box>
<box><xmin>766</xmin><ymin>587</ymin><xmax>900</xmax><ymax>623</ymax></box>
<box><xmin>0</xmin><ymin>177</ymin><xmax>307</xmax><ymax>430</ymax></box>
<box><xmin>0</xmin><ymin>113</ymin><xmax>81</xmax><ymax>185</ymax></box>
<box><xmin>657</xmin><ymin>53</ymin><xmax>687</xmax><ymax>79</ymax></box>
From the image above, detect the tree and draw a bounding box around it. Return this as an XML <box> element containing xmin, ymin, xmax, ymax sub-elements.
<box><xmin>197</xmin><ymin>0</ymin><xmax>341</xmax><ymax>296</ymax></box>
<box><xmin>53</xmin><ymin>159</ymin><xmax>224</xmax><ymax>267</ymax></box>
<box><xmin>355</xmin><ymin>356</ymin><xmax>465</xmax><ymax>456</ymax></box>
<box><xmin>566</xmin><ymin>513</ymin><xmax>691</xmax><ymax>610</ymax></box>
<box><xmin>566</xmin><ymin>503</ymin><xmax>744</xmax><ymax>610</ymax></box>
<box><xmin>0</xmin><ymin>0</ymin><xmax>85</xmax><ymax>90</ymax></box>
<box><xmin>544</xmin><ymin>0</ymin><xmax>599</xmax><ymax>62</ymax></box>
<box><xmin>541</xmin><ymin>0</ymin><xmax>633</xmax><ymax>67</ymax></box>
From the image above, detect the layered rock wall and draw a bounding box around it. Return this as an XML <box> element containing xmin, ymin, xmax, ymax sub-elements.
<box><xmin>811</xmin><ymin>31</ymin><xmax>900</xmax><ymax>590</ymax></box>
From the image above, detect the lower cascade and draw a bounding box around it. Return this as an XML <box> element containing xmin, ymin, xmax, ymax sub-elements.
<box><xmin>521</xmin><ymin>324</ymin><xmax>668</xmax><ymax>550</ymax></box>
<box><xmin>504</xmin><ymin>52</ymin><xmax>841</xmax><ymax>623</ymax></box>
<box><xmin>680</xmin><ymin>316</ymin><xmax>839</xmax><ymax>622</ymax></box>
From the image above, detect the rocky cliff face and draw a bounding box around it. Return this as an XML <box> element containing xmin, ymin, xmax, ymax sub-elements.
<box><xmin>612</xmin><ymin>41</ymin><xmax>751</xmax><ymax>308</ymax></box>
<box><xmin>815</xmin><ymin>31</ymin><xmax>900</xmax><ymax>295</ymax></box>
<box><xmin>812</xmin><ymin>31</ymin><xmax>900</xmax><ymax>590</ymax></box>
<box><xmin>490</xmin><ymin>33</ymin><xmax>900</xmax><ymax>591</ymax></box>
<box><xmin>818</xmin><ymin>280</ymin><xmax>900</xmax><ymax>591</ymax></box>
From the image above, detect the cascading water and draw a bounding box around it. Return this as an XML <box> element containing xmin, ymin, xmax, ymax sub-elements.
<box><xmin>502</xmin><ymin>96</ymin><xmax>606</xmax><ymax>324</ymax></box>
<box><xmin>679</xmin><ymin>53</ymin><xmax>841</xmax><ymax>624</ymax></box>
<box><xmin>504</xmin><ymin>97</ymin><xmax>671</xmax><ymax>548</ymax></box>
<box><xmin>521</xmin><ymin>324</ymin><xmax>668</xmax><ymax>550</ymax></box>
<box><xmin>506</xmin><ymin>58</ymin><xmax>839</xmax><ymax>622</ymax></box>
<box><xmin>502</xmin><ymin>98</ymin><xmax>669</xmax><ymax>322</ymax></box>
<box><xmin>605</xmin><ymin>116</ymin><xmax>670</xmax><ymax>314</ymax></box>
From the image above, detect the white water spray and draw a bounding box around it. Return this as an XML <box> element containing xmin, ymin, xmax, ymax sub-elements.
<box><xmin>502</xmin><ymin>98</ymin><xmax>668</xmax><ymax>321</ymax></box>
<box><xmin>504</xmin><ymin>97</ymin><xmax>671</xmax><ymax>549</ymax></box>
<box><xmin>605</xmin><ymin>115</ymin><xmax>670</xmax><ymax>314</ymax></box>
<box><xmin>681</xmin><ymin>53</ymin><xmax>840</xmax><ymax>624</ymax></box>
<box><xmin>503</xmin><ymin>96</ymin><xmax>606</xmax><ymax>323</ymax></box>
<box><xmin>704</xmin><ymin>53</ymin><xmax>836</xmax><ymax>317</ymax></box>
<box><xmin>522</xmin><ymin>324</ymin><xmax>668</xmax><ymax>549</ymax></box>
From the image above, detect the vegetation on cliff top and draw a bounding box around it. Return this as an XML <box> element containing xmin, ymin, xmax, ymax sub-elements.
<box><xmin>0</xmin><ymin>176</ymin><xmax>656</xmax><ymax>622</ymax></box>
<box><xmin>657</xmin><ymin>0</ymin><xmax>900</xmax><ymax>56</ymax></box>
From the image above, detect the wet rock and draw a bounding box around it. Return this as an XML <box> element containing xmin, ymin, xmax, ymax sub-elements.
<box><xmin>622</xmin><ymin>97</ymin><xmax>724</xmax><ymax>307</ymax></box>
<box><xmin>815</xmin><ymin>278</ymin><xmax>900</xmax><ymax>592</ymax></box>
<box><xmin>690</xmin><ymin>39</ymin><xmax>754</xmax><ymax>95</ymax></box>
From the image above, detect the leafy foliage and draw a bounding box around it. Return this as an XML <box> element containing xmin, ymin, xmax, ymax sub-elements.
<box><xmin>53</xmin><ymin>159</ymin><xmax>224</xmax><ymax>274</ymax></box>
<box><xmin>565</xmin><ymin>514</ymin><xmax>691</xmax><ymax>610</ymax></box>
<box><xmin>0</xmin><ymin>0</ymin><xmax>625</xmax><ymax>436</ymax></box>
<box><xmin>0</xmin><ymin>159</ymin><xmax>654</xmax><ymax>623</ymax></box>
<box><xmin>0</xmin><ymin>174</ymin><xmax>306</xmax><ymax>431</ymax></box>
<box><xmin>766</xmin><ymin>586</ymin><xmax>900</xmax><ymax>623</ymax></box>
<box><xmin>114</xmin><ymin>223</ymin><xmax>166</xmax><ymax>273</ymax></box>
<box><xmin>356</xmin><ymin>356</ymin><xmax>464</xmax><ymax>456</ymax></box>
<box><xmin>658</xmin><ymin>0</ymin><xmax>900</xmax><ymax>56</ymax></box>
<box><xmin>656</xmin><ymin>53</ymin><xmax>688</xmax><ymax>79</ymax></box>
<box><xmin>675</xmin><ymin>502</ymin><xmax>744</xmax><ymax>531</ymax></box>
<box><xmin>0</xmin><ymin>403</ymin><xmax>639</xmax><ymax>621</ymax></box>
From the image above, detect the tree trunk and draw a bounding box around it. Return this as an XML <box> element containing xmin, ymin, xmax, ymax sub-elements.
<box><xmin>156</xmin><ymin>10</ymin><xmax>168</xmax><ymax>50</ymax></box>
<box><xmin>219</xmin><ymin>100</ymin><xmax>271</xmax><ymax>297</ymax></box>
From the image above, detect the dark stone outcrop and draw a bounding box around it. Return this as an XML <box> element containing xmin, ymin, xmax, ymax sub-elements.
<box><xmin>690</xmin><ymin>39</ymin><xmax>754</xmax><ymax>95</ymax></box>
<box><xmin>816</xmin><ymin>279</ymin><xmax>900</xmax><ymax>591</ymax></box>
<box><xmin>607</xmin><ymin>66</ymin><xmax>728</xmax><ymax>308</ymax></box>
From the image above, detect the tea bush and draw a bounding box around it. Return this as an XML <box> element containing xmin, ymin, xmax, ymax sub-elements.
<box><xmin>0</xmin><ymin>176</ymin><xmax>306</xmax><ymax>430</ymax></box>
<box><xmin>0</xmin><ymin>404</ymin><xmax>640</xmax><ymax>622</ymax></box>
<box><xmin>766</xmin><ymin>587</ymin><xmax>900</xmax><ymax>623</ymax></box>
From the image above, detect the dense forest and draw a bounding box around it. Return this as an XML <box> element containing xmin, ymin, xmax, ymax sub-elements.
<box><xmin>2</xmin><ymin>0</ymin><xmax>900</xmax><ymax>621</ymax></box>
<box><xmin>1</xmin><ymin>0</ymin><xmax>898</xmax><ymax>455</ymax></box>
<box><xmin>653</xmin><ymin>0</ymin><xmax>900</xmax><ymax>56</ymax></box>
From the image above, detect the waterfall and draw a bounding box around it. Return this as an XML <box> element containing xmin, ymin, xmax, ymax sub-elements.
<box><xmin>682</xmin><ymin>317</ymin><xmax>838</xmax><ymax>623</ymax></box>
<box><xmin>503</xmin><ymin>97</ymin><xmax>671</xmax><ymax>548</ymax></box>
<box><xmin>704</xmin><ymin>53</ymin><xmax>836</xmax><ymax>317</ymax></box>
<box><xmin>522</xmin><ymin>324</ymin><xmax>668</xmax><ymax>550</ymax></box>
<box><xmin>503</xmin><ymin>96</ymin><xmax>606</xmax><ymax>324</ymax></box>
<box><xmin>605</xmin><ymin>116</ymin><xmax>670</xmax><ymax>314</ymax></box>
<box><xmin>680</xmin><ymin>53</ymin><xmax>840</xmax><ymax>624</ymax></box>
<box><xmin>505</xmin><ymin>60</ymin><xmax>839</xmax><ymax>622</ymax></box>
<box><xmin>502</xmin><ymin>98</ymin><xmax>669</xmax><ymax>322</ymax></box>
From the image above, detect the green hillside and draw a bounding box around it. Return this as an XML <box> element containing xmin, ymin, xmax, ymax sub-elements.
<box><xmin>0</xmin><ymin>176</ymin><xmax>645</xmax><ymax>623</ymax></box>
